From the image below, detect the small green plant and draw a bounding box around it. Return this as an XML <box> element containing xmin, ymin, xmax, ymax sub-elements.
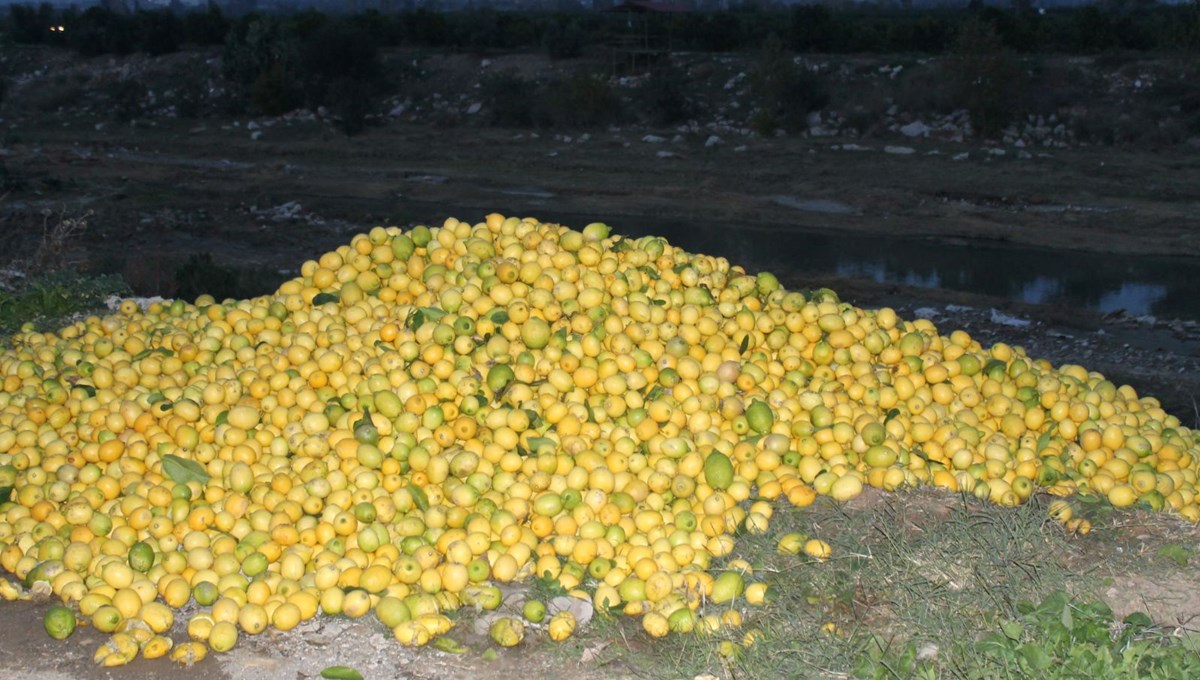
<box><xmin>962</xmin><ymin>592</ymin><xmax>1200</xmax><ymax>679</ymax></box>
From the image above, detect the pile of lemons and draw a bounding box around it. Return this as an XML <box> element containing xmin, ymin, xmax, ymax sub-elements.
<box><xmin>1</xmin><ymin>214</ymin><xmax>1197</xmax><ymax>664</ymax></box>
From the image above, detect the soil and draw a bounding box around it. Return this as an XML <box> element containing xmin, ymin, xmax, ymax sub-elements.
<box><xmin>2</xmin><ymin>45</ymin><xmax>1200</xmax><ymax>680</ymax></box>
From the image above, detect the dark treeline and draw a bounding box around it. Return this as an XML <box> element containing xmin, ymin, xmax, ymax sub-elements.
<box><xmin>4</xmin><ymin>2</ymin><xmax>1200</xmax><ymax>57</ymax></box>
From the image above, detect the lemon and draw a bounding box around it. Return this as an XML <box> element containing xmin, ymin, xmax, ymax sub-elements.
<box><xmin>489</xmin><ymin>617</ymin><xmax>524</xmax><ymax>647</ymax></box>
<box><xmin>127</xmin><ymin>542</ymin><xmax>154</xmax><ymax>573</ymax></box>
<box><xmin>710</xmin><ymin>571</ymin><xmax>745</xmax><ymax>604</ymax></box>
<box><xmin>745</xmin><ymin>400</ymin><xmax>774</xmax><ymax>435</ymax></box>
<box><xmin>703</xmin><ymin>452</ymin><xmax>735</xmax><ymax>491</ymax></box>
<box><xmin>522</xmin><ymin>599</ymin><xmax>546</xmax><ymax>623</ymax></box>
<box><xmin>43</xmin><ymin>605</ymin><xmax>77</xmax><ymax>640</ymax></box>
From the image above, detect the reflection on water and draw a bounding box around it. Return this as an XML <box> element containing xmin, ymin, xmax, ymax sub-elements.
<box><xmin>579</xmin><ymin>216</ymin><xmax>1200</xmax><ymax>320</ymax></box>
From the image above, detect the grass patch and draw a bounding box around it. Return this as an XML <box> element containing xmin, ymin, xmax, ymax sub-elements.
<box><xmin>0</xmin><ymin>270</ymin><xmax>130</xmax><ymax>339</ymax></box>
<box><xmin>541</xmin><ymin>489</ymin><xmax>1200</xmax><ymax>679</ymax></box>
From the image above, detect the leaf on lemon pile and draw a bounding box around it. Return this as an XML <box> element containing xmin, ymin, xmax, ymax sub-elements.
<box><xmin>407</xmin><ymin>307</ymin><xmax>447</xmax><ymax>329</ymax></box>
<box><xmin>312</xmin><ymin>292</ymin><xmax>339</xmax><ymax>306</ymax></box>
<box><xmin>525</xmin><ymin>437</ymin><xmax>556</xmax><ymax>452</ymax></box>
<box><xmin>0</xmin><ymin>487</ymin><xmax>11</xmax><ymax>504</ymax></box>
<box><xmin>739</xmin><ymin>335</ymin><xmax>750</xmax><ymax>354</ymax></box>
<box><xmin>408</xmin><ymin>483</ymin><xmax>429</xmax><ymax>512</ymax></box>
<box><xmin>162</xmin><ymin>455</ymin><xmax>211</xmax><ymax>485</ymax></box>
<box><xmin>320</xmin><ymin>666</ymin><xmax>363</xmax><ymax>680</ymax></box>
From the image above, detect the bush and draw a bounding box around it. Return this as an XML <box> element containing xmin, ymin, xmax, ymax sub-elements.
<box><xmin>106</xmin><ymin>79</ymin><xmax>146</xmax><ymax>123</ymax></box>
<box><xmin>543</xmin><ymin>19</ymin><xmax>585</xmax><ymax>60</ymax></box>
<box><xmin>134</xmin><ymin>10</ymin><xmax>181</xmax><ymax>56</ymax></box>
<box><xmin>183</xmin><ymin>3</ymin><xmax>230</xmax><ymax>46</ymax></box>
<box><xmin>636</xmin><ymin>64</ymin><xmax>693</xmax><ymax>126</ymax></box>
<box><xmin>750</xmin><ymin>34</ymin><xmax>829</xmax><ymax>135</ymax></box>
<box><xmin>944</xmin><ymin>19</ymin><xmax>1026</xmax><ymax>138</ymax></box>
<box><xmin>540</xmin><ymin>70</ymin><xmax>622</xmax><ymax>128</ymax></box>
<box><xmin>480</xmin><ymin>69</ymin><xmax>537</xmax><ymax>127</ymax></box>
<box><xmin>173</xmin><ymin>253</ymin><xmax>238</xmax><ymax>303</ymax></box>
<box><xmin>300</xmin><ymin>20</ymin><xmax>381</xmax><ymax>106</ymax></box>
<box><xmin>223</xmin><ymin>16</ymin><xmax>302</xmax><ymax>116</ymax></box>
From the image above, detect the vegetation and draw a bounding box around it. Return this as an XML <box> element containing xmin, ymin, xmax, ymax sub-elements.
<box><xmin>5</xmin><ymin>2</ymin><xmax>1200</xmax><ymax>57</ymax></box>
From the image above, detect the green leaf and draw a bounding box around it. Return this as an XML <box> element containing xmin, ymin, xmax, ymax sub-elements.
<box><xmin>1019</xmin><ymin>643</ymin><xmax>1053</xmax><ymax>671</ymax></box>
<box><xmin>739</xmin><ymin>335</ymin><xmax>750</xmax><ymax>354</ymax></box>
<box><xmin>312</xmin><ymin>292</ymin><xmax>339</xmax><ymax>306</ymax></box>
<box><xmin>408</xmin><ymin>484</ymin><xmax>429</xmax><ymax>512</ymax></box>
<box><xmin>651</xmin><ymin>298</ymin><xmax>666</xmax><ymax>306</ymax></box>
<box><xmin>162</xmin><ymin>454</ymin><xmax>211</xmax><ymax>485</ymax></box>
<box><xmin>1157</xmin><ymin>543</ymin><xmax>1190</xmax><ymax>568</ymax></box>
<box><xmin>320</xmin><ymin>666</ymin><xmax>363</xmax><ymax>680</ymax></box>
<box><xmin>75</xmin><ymin>384</ymin><xmax>96</xmax><ymax>398</ymax></box>
<box><xmin>1037</xmin><ymin>423</ymin><xmax>1059</xmax><ymax>453</ymax></box>
<box><xmin>214</xmin><ymin>410</ymin><xmax>229</xmax><ymax>427</ymax></box>
<box><xmin>1001</xmin><ymin>620</ymin><xmax>1024</xmax><ymax>641</ymax></box>
<box><xmin>525</xmin><ymin>437</ymin><xmax>555</xmax><ymax>452</ymax></box>
<box><xmin>481</xmin><ymin>648</ymin><xmax>498</xmax><ymax>662</ymax></box>
<box><xmin>432</xmin><ymin>637</ymin><xmax>469</xmax><ymax>654</ymax></box>
<box><xmin>489</xmin><ymin>310</ymin><xmax>509</xmax><ymax>324</ymax></box>
<box><xmin>884</xmin><ymin>408</ymin><xmax>900</xmax><ymax>423</ymax></box>
<box><xmin>0</xmin><ymin>486</ymin><xmax>11</xmax><ymax>504</ymax></box>
<box><xmin>418</xmin><ymin>306</ymin><xmax>448</xmax><ymax>323</ymax></box>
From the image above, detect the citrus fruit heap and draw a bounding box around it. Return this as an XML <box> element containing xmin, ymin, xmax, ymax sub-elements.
<box><xmin>0</xmin><ymin>213</ymin><xmax>1198</xmax><ymax>663</ymax></box>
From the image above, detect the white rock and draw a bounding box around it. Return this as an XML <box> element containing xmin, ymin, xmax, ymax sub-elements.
<box><xmin>250</xmin><ymin>130</ymin><xmax>263</xmax><ymax>141</ymax></box>
<box><xmin>884</xmin><ymin>145</ymin><xmax>915</xmax><ymax>155</ymax></box>
<box><xmin>989</xmin><ymin>148</ymin><xmax>1006</xmax><ymax>156</ymax></box>
<box><xmin>480</xmin><ymin>59</ymin><xmax>491</xmax><ymax>68</ymax></box>
<box><xmin>656</xmin><ymin>151</ymin><xmax>677</xmax><ymax>158</ymax></box>
<box><xmin>642</xmin><ymin>134</ymin><xmax>666</xmax><ymax>143</ymax></box>
<box><xmin>705</xmin><ymin>135</ymin><xmax>722</xmax><ymax>147</ymax></box>
<box><xmin>247</xmin><ymin>121</ymin><xmax>260</xmax><ymax>130</ymax></box>
<box><xmin>466</xmin><ymin>102</ymin><xmax>482</xmax><ymax>115</ymax></box>
<box><xmin>952</xmin><ymin>152</ymin><xmax>969</xmax><ymax>161</ymax></box>
<box><xmin>899</xmin><ymin>121</ymin><xmax>930</xmax><ymax>138</ymax></box>
<box><xmin>734</xmin><ymin>145</ymin><xmax>748</xmax><ymax>152</ymax></box>
<box><xmin>989</xmin><ymin>309</ymin><xmax>1031</xmax><ymax>327</ymax></box>
<box><xmin>839</xmin><ymin>143</ymin><xmax>871</xmax><ymax>151</ymax></box>
<box><xmin>806</xmin><ymin>111</ymin><xmax>822</xmax><ymax>127</ymax></box>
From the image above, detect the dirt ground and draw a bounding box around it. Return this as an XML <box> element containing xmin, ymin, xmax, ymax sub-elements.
<box><xmin>3</xmin><ymin>50</ymin><xmax>1200</xmax><ymax>680</ymax></box>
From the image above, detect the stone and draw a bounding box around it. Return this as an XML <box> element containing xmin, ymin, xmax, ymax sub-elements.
<box><xmin>899</xmin><ymin>121</ymin><xmax>930</xmax><ymax>138</ymax></box>
<box><xmin>884</xmin><ymin>145</ymin><xmax>915</xmax><ymax>155</ymax></box>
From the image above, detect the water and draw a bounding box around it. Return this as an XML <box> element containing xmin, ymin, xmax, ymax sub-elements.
<box><xmin>541</xmin><ymin>215</ymin><xmax>1200</xmax><ymax>321</ymax></box>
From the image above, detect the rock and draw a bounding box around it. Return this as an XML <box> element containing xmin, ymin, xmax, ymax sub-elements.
<box><xmin>1017</xmin><ymin>150</ymin><xmax>1033</xmax><ymax>159</ymax></box>
<box><xmin>839</xmin><ymin>143</ymin><xmax>871</xmax><ymax>151</ymax></box>
<box><xmin>642</xmin><ymin>134</ymin><xmax>666</xmax><ymax>143</ymax></box>
<box><xmin>884</xmin><ymin>145</ymin><xmax>915</xmax><ymax>155</ymax></box>
<box><xmin>466</xmin><ymin>102</ymin><xmax>482</xmax><ymax>115</ymax></box>
<box><xmin>705</xmin><ymin>135</ymin><xmax>722</xmax><ymax>148</ymax></box>
<box><xmin>988</xmin><ymin>148</ymin><xmax>1006</xmax><ymax>156</ymax></box>
<box><xmin>899</xmin><ymin>121</ymin><xmax>930</xmax><ymax>138</ymax></box>
<box><xmin>734</xmin><ymin>145</ymin><xmax>748</xmax><ymax>152</ymax></box>
<box><xmin>389</xmin><ymin>104</ymin><xmax>406</xmax><ymax>117</ymax></box>
<box><xmin>250</xmin><ymin>130</ymin><xmax>263</xmax><ymax>141</ymax></box>
<box><xmin>952</xmin><ymin>152</ymin><xmax>969</xmax><ymax>161</ymax></box>
<box><xmin>806</xmin><ymin>111</ymin><xmax>822</xmax><ymax>127</ymax></box>
<box><xmin>480</xmin><ymin>59</ymin><xmax>491</xmax><ymax>68</ymax></box>
<box><xmin>247</xmin><ymin>121</ymin><xmax>260</xmax><ymax>130</ymax></box>
<box><xmin>656</xmin><ymin>151</ymin><xmax>677</xmax><ymax>159</ymax></box>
